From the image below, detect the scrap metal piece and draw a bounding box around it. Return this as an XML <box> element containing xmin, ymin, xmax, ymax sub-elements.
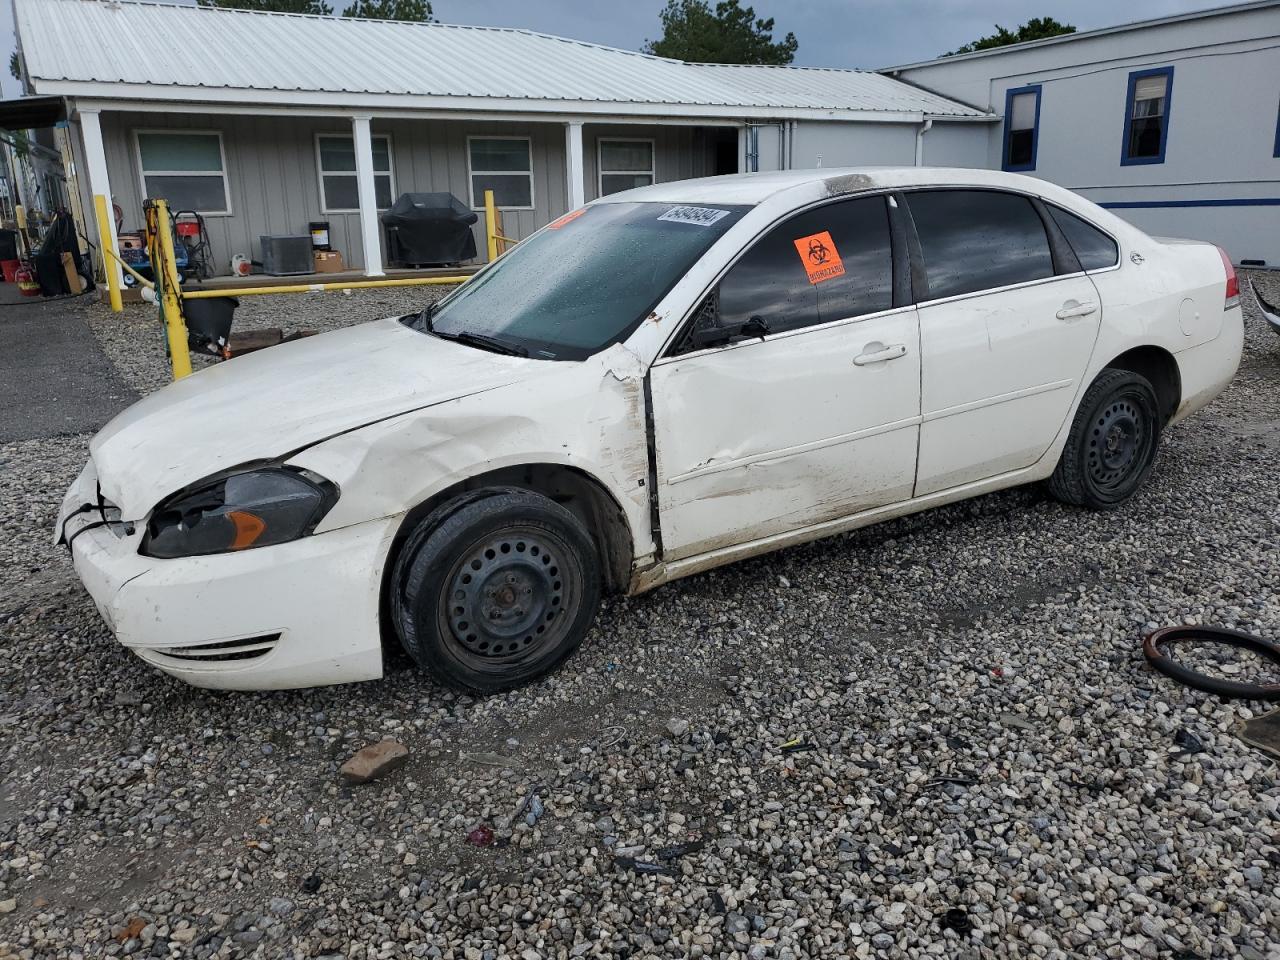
<box><xmin>1238</xmin><ymin>709</ymin><xmax>1280</xmax><ymax>761</ymax></box>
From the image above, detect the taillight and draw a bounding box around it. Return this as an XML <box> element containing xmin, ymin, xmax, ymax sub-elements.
<box><xmin>1218</xmin><ymin>246</ymin><xmax>1240</xmax><ymax>308</ymax></box>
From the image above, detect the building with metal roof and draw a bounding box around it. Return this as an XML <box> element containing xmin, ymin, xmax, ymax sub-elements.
<box><xmin>9</xmin><ymin>0</ymin><xmax>995</xmax><ymax>280</ymax></box>
<box><xmin>880</xmin><ymin>0</ymin><xmax>1280</xmax><ymax>264</ymax></box>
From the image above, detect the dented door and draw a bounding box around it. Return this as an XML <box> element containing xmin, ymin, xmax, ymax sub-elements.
<box><xmin>647</xmin><ymin>195</ymin><xmax>921</xmax><ymax>562</ymax></box>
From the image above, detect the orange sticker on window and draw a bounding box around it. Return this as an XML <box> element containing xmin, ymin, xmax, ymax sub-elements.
<box><xmin>548</xmin><ymin>208</ymin><xmax>587</xmax><ymax>230</ymax></box>
<box><xmin>793</xmin><ymin>231</ymin><xmax>845</xmax><ymax>284</ymax></box>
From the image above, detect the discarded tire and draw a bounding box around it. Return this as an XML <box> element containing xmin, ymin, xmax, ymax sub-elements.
<box><xmin>1142</xmin><ymin>625</ymin><xmax>1280</xmax><ymax>701</ymax></box>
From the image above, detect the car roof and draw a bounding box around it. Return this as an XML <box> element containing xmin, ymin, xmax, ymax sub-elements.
<box><xmin>597</xmin><ymin>166</ymin><xmax>1057</xmax><ymax>206</ymax></box>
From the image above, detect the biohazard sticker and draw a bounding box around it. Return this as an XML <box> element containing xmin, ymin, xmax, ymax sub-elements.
<box><xmin>548</xmin><ymin>208</ymin><xmax>587</xmax><ymax>229</ymax></box>
<box><xmin>794</xmin><ymin>231</ymin><xmax>845</xmax><ymax>284</ymax></box>
<box><xmin>657</xmin><ymin>206</ymin><xmax>731</xmax><ymax>227</ymax></box>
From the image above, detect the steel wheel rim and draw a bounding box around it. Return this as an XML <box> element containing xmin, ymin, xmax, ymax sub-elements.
<box><xmin>439</xmin><ymin>526</ymin><xmax>578</xmax><ymax>666</ymax></box>
<box><xmin>1087</xmin><ymin>394</ymin><xmax>1151</xmax><ymax>494</ymax></box>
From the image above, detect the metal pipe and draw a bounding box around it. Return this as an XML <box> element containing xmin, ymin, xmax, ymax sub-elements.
<box><xmin>94</xmin><ymin>194</ymin><xmax>123</xmax><ymax>312</ymax></box>
<box><xmin>180</xmin><ymin>275</ymin><xmax>468</xmax><ymax>300</ymax></box>
<box><xmin>915</xmin><ymin>117</ymin><xmax>934</xmax><ymax>166</ymax></box>
<box><xmin>150</xmin><ymin>199</ymin><xmax>193</xmax><ymax>380</ymax></box>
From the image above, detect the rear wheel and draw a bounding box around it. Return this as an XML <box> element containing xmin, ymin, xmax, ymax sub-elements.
<box><xmin>390</xmin><ymin>488</ymin><xmax>601</xmax><ymax>692</ymax></box>
<box><xmin>1048</xmin><ymin>368</ymin><xmax>1162</xmax><ymax>509</ymax></box>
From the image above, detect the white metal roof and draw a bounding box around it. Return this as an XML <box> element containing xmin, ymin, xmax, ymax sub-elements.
<box><xmin>881</xmin><ymin>0</ymin><xmax>1280</xmax><ymax>72</ymax></box>
<box><xmin>14</xmin><ymin>0</ymin><xmax>989</xmax><ymax>120</ymax></box>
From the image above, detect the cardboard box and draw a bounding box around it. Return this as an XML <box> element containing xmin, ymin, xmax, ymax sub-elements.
<box><xmin>313</xmin><ymin>250</ymin><xmax>345</xmax><ymax>273</ymax></box>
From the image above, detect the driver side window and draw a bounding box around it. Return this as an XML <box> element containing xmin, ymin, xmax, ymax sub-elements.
<box><xmin>681</xmin><ymin>195</ymin><xmax>895</xmax><ymax>352</ymax></box>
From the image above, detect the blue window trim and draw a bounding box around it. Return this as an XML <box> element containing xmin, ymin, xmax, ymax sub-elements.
<box><xmin>1001</xmin><ymin>84</ymin><xmax>1041</xmax><ymax>172</ymax></box>
<box><xmin>1121</xmin><ymin>65</ymin><xmax>1174</xmax><ymax>166</ymax></box>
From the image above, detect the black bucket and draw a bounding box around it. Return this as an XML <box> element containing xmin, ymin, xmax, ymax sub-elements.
<box><xmin>185</xmin><ymin>296</ymin><xmax>239</xmax><ymax>356</ymax></box>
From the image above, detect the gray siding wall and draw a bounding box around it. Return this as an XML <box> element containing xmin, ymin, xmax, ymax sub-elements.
<box><xmin>582</xmin><ymin>124</ymin><xmax>708</xmax><ymax>202</ymax></box>
<box><xmin>746</xmin><ymin>119</ymin><xmax>988</xmax><ymax>173</ymax></box>
<box><xmin>98</xmin><ymin>112</ymin><xmax>569</xmax><ymax>274</ymax></box>
<box><xmin>889</xmin><ymin>7</ymin><xmax>1280</xmax><ymax>262</ymax></box>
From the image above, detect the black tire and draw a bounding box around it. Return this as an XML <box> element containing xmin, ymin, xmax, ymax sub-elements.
<box><xmin>390</xmin><ymin>487</ymin><xmax>601</xmax><ymax>693</ymax></box>
<box><xmin>1048</xmin><ymin>368</ymin><xmax>1162</xmax><ymax>510</ymax></box>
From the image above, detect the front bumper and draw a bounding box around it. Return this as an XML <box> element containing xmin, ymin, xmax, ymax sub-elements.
<box><xmin>58</xmin><ymin>460</ymin><xmax>397</xmax><ymax>690</ymax></box>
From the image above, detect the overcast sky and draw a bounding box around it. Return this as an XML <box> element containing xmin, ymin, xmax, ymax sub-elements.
<box><xmin>1</xmin><ymin>0</ymin><xmax>1223</xmax><ymax>100</ymax></box>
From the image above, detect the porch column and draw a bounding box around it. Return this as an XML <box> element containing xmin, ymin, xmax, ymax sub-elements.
<box><xmin>351</xmin><ymin>114</ymin><xmax>384</xmax><ymax>277</ymax></box>
<box><xmin>564</xmin><ymin>121</ymin><xmax>585</xmax><ymax>210</ymax></box>
<box><xmin>79</xmin><ymin>108</ymin><xmax>124</xmax><ymax>296</ymax></box>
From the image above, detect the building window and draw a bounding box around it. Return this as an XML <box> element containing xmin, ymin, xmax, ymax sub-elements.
<box><xmin>135</xmin><ymin>131</ymin><xmax>231</xmax><ymax>214</ymax></box>
<box><xmin>316</xmin><ymin>134</ymin><xmax>394</xmax><ymax>213</ymax></box>
<box><xmin>468</xmin><ymin>136</ymin><xmax>533</xmax><ymax>209</ymax></box>
<box><xmin>1002</xmin><ymin>85</ymin><xmax>1041</xmax><ymax>172</ymax></box>
<box><xmin>1122</xmin><ymin>66</ymin><xmax>1173</xmax><ymax>165</ymax></box>
<box><xmin>598</xmin><ymin>139</ymin><xmax>656</xmax><ymax>196</ymax></box>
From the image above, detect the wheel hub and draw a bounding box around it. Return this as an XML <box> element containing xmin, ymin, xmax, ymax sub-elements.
<box><xmin>1089</xmin><ymin>399</ymin><xmax>1144</xmax><ymax>487</ymax></box>
<box><xmin>447</xmin><ymin>535</ymin><xmax>564</xmax><ymax>659</ymax></box>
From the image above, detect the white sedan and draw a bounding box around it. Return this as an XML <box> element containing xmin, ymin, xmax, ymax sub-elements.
<box><xmin>58</xmin><ymin>168</ymin><xmax>1243</xmax><ymax>692</ymax></box>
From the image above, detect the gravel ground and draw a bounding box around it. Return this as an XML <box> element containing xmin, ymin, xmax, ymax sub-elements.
<box><xmin>1</xmin><ymin>276</ymin><xmax>1278</xmax><ymax>959</ymax></box>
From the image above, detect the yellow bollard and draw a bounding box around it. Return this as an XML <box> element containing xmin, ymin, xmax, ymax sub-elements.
<box><xmin>93</xmin><ymin>194</ymin><xmax>123</xmax><ymax>313</ymax></box>
<box><xmin>484</xmin><ymin>189</ymin><xmax>499</xmax><ymax>263</ymax></box>
<box><xmin>149</xmin><ymin>199</ymin><xmax>193</xmax><ymax>381</ymax></box>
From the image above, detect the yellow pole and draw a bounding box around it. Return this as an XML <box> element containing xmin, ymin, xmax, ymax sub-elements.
<box><xmin>484</xmin><ymin>189</ymin><xmax>499</xmax><ymax>263</ymax></box>
<box><xmin>93</xmin><ymin>194</ymin><xmax>123</xmax><ymax>313</ymax></box>
<box><xmin>151</xmin><ymin>199</ymin><xmax>192</xmax><ymax>381</ymax></box>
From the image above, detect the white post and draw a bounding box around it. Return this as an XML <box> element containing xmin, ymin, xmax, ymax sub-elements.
<box><xmin>565</xmin><ymin>121</ymin><xmax>585</xmax><ymax>210</ymax></box>
<box><xmin>79</xmin><ymin>108</ymin><xmax>124</xmax><ymax>291</ymax></box>
<box><xmin>737</xmin><ymin>126</ymin><xmax>748</xmax><ymax>173</ymax></box>
<box><xmin>351</xmin><ymin>114</ymin><xmax>384</xmax><ymax>277</ymax></box>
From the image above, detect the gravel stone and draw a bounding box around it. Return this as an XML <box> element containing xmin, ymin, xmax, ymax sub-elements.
<box><xmin>1</xmin><ymin>280</ymin><xmax>1277</xmax><ymax>957</ymax></box>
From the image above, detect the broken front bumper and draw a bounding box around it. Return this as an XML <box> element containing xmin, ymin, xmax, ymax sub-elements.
<box><xmin>58</xmin><ymin>459</ymin><xmax>396</xmax><ymax>691</ymax></box>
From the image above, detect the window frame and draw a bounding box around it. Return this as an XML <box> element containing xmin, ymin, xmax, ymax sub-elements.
<box><xmin>467</xmin><ymin>135</ymin><xmax>535</xmax><ymax>211</ymax></box>
<box><xmin>1044</xmin><ymin>203</ymin><xmax>1120</xmax><ymax>273</ymax></box>
<box><xmin>1274</xmin><ymin>95</ymin><xmax>1280</xmax><ymax>158</ymax></box>
<box><xmin>898</xmin><ymin>187</ymin><xmax>1092</xmax><ymax>307</ymax></box>
<box><xmin>1001</xmin><ymin>84</ymin><xmax>1042</xmax><ymax>173</ymax></box>
<box><xmin>1121</xmin><ymin>65</ymin><xmax>1174</xmax><ymax>167</ymax></box>
<box><xmin>659</xmin><ymin>190</ymin><xmax>912</xmax><ymax>362</ymax></box>
<box><xmin>597</xmin><ymin>137</ymin><xmax>657</xmax><ymax>197</ymax></box>
<box><xmin>314</xmin><ymin>132</ymin><xmax>396</xmax><ymax>215</ymax></box>
<box><xmin>133</xmin><ymin>129</ymin><xmax>232</xmax><ymax>216</ymax></box>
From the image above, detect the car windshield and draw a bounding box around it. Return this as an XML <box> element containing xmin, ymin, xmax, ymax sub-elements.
<box><xmin>408</xmin><ymin>201</ymin><xmax>748</xmax><ymax>360</ymax></box>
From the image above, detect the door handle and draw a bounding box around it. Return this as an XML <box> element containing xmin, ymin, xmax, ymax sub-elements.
<box><xmin>853</xmin><ymin>342</ymin><xmax>907</xmax><ymax>366</ymax></box>
<box><xmin>1056</xmin><ymin>300</ymin><xmax>1098</xmax><ymax>321</ymax></box>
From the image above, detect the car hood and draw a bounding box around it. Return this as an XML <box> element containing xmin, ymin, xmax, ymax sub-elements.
<box><xmin>90</xmin><ymin>317</ymin><xmax>533</xmax><ymax>518</ymax></box>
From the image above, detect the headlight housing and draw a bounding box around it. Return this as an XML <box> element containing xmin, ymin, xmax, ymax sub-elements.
<box><xmin>142</xmin><ymin>467</ymin><xmax>338</xmax><ymax>559</ymax></box>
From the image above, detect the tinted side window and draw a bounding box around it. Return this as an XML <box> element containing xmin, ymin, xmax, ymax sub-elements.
<box><xmin>717</xmin><ymin>196</ymin><xmax>894</xmax><ymax>336</ymax></box>
<box><xmin>907</xmin><ymin>190</ymin><xmax>1054</xmax><ymax>300</ymax></box>
<box><xmin>1047</xmin><ymin>206</ymin><xmax>1119</xmax><ymax>271</ymax></box>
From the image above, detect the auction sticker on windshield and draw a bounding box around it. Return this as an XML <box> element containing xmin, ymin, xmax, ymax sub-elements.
<box><xmin>794</xmin><ymin>231</ymin><xmax>845</xmax><ymax>284</ymax></box>
<box><xmin>548</xmin><ymin>208</ymin><xmax>587</xmax><ymax>230</ymax></box>
<box><xmin>658</xmin><ymin>206</ymin><xmax>731</xmax><ymax>227</ymax></box>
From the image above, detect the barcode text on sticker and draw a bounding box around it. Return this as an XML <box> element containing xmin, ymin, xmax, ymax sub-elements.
<box><xmin>658</xmin><ymin>206</ymin><xmax>731</xmax><ymax>227</ymax></box>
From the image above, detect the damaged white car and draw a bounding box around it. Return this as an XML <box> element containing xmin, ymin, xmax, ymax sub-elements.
<box><xmin>59</xmin><ymin>168</ymin><xmax>1243</xmax><ymax>692</ymax></box>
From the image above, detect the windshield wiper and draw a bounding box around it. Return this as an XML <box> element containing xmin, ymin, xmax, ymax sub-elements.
<box><xmin>411</xmin><ymin>300</ymin><xmax>439</xmax><ymax>332</ymax></box>
<box><xmin>450</xmin><ymin>331</ymin><xmax>529</xmax><ymax>357</ymax></box>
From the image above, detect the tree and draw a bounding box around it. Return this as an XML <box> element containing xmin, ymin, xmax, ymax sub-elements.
<box><xmin>644</xmin><ymin>0</ymin><xmax>797</xmax><ymax>65</ymax></box>
<box><xmin>197</xmin><ymin>0</ymin><xmax>434</xmax><ymax>20</ymax></box>
<box><xmin>340</xmin><ymin>0</ymin><xmax>431</xmax><ymax>19</ymax></box>
<box><xmin>946</xmin><ymin>17</ymin><xmax>1075</xmax><ymax>56</ymax></box>
<box><xmin>9</xmin><ymin>51</ymin><xmax>19</xmax><ymax>81</ymax></box>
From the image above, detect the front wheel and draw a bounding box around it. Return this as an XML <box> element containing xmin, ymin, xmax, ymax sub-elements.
<box><xmin>1048</xmin><ymin>368</ymin><xmax>1162</xmax><ymax>510</ymax></box>
<box><xmin>390</xmin><ymin>488</ymin><xmax>601</xmax><ymax>693</ymax></box>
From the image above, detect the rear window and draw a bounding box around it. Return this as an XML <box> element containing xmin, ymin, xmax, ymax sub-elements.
<box><xmin>907</xmin><ymin>189</ymin><xmax>1054</xmax><ymax>300</ymax></box>
<box><xmin>1047</xmin><ymin>206</ymin><xmax>1119</xmax><ymax>271</ymax></box>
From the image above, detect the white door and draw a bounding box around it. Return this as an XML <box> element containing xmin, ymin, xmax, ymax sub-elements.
<box><xmin>650</xmin><ymin>195</ymin><xmax>921</xmax><ymax>561</ymax></box>
<box><xmin>905</xmin><ymin>189</ymin><xmax>1102</xmax><ymax>496</ymax></box>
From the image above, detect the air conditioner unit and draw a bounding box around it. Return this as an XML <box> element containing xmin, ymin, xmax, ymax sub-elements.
<box><xmin>259</xmin><ymin>235</ymin><xmax>313</xmax><ymax>276</ymax></box>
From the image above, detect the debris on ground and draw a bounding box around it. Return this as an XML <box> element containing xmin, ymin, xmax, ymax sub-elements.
<box><xmin>337</xmin><ymin>739</ymin><xmax>409</xmax><ymax>784</ymax></box>
<box><xmin>465</xmin><ymin>825</ymin><xmax>495</xmax><ymax>847</ymax></box>
<box><xmin>665</xmin><ymin>717</ymin><xmax>689</xmax><ymax>738</ymax></box>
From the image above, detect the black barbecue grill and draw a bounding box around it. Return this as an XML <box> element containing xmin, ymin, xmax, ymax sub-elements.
<box><xmin>382</xmin><ymin>192</ymin><xmax>479</xmax><ymax>267</ymax></box>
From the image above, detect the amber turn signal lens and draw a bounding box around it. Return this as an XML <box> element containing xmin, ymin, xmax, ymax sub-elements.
<box><xmin>227</xmin><ymin>510</ymin><xmax>267</xmax><ymax>550</ymax></box>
